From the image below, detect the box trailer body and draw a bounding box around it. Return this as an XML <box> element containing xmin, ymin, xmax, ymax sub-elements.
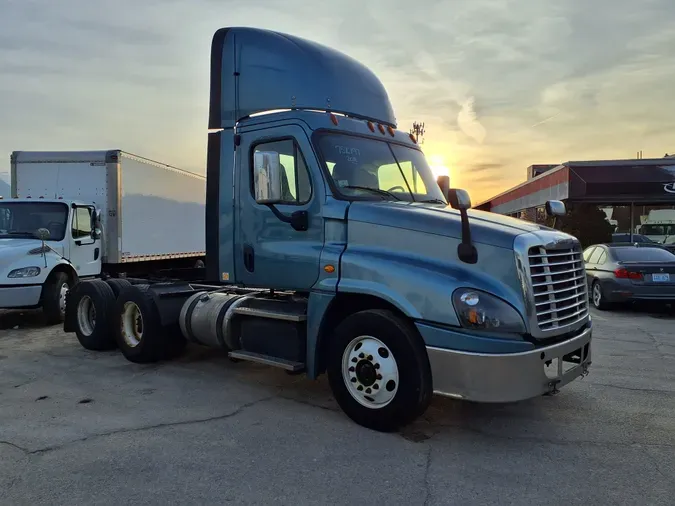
<box><xmin>0</xmin><ymin>150</ymin><xmax>205</xmax><ymax>322</ymax></box>
<box><xmin>10</xmin><ymin>150</ymin><xmax>206</xmax><ymax>263</ymax></box>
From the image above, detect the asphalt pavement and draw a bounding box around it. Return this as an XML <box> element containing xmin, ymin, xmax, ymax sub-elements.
<box><xmin>1</xmin><ymin>306</ymin><xmax>674</xmax><ymax>505</ymax></box>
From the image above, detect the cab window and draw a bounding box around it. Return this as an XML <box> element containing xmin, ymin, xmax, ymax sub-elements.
<box><xmin>252</xmin><ymin>139</ymin><xmax>312</xmax><ymax>204</ymax></box>
<box><xmin>72</xmin><ymin>207</ymin><xmax>92</xmax><ymax>239</ymax></box>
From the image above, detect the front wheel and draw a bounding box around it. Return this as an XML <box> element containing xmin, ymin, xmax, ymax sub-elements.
<box><xmin>42</xmin><ymin>271</ymin><xmax>71</xmax><ymax>325</ymax></box>
<box><xmin>326</xmin><ymin>309</ymin><xmax>433</xmax><ymax>432</ymax></box>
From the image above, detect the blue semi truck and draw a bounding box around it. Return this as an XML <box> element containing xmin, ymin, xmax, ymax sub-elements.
<box><xmin>63</xmin><ymin>27</ymin><xmax>592</xmax><ymax>432</ymax></box>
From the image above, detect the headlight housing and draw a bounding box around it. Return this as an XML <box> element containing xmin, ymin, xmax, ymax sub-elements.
<box><xmin>452</xmin><ymin>288</ymin><xmax>526</xmax><ymax>334</ymax></box>
<box><xmin>8</xmin><ymin>266</ymin><xmax>41</xmax><ymax>278</ymax></box>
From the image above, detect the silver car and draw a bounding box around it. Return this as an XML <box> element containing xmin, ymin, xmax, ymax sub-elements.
<box><xmin>583</xmin><ymin>243</ymin><xmax>675</xmax><ymax>309</ymax></box>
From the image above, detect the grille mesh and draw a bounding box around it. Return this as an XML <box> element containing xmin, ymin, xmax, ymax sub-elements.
<box><xmin>528</xmin><ymin>245</ymin><xmax>589</xmax><ymax>331</ymax></box>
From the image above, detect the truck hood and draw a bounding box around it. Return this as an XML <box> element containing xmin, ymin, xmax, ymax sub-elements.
<box><xmin>0</xmin><ymin>238</ymin><xmax>65</xmax><ymax>260</ymax></box>
<box><xmin>347</xmin><ymin>201</ymin><xmax>546</xmax><ymax>249</ymax></box>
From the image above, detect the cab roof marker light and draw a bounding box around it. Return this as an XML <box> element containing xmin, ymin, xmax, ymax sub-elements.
<box><xmin>367</xmin><ymin>121</ymin><xmax>375</xmax><ymax>132</ymax></box>
<box><xmin>409</xmin><ymin>133</ymin><xmax>417</xmax><ymax>144</ymax></box>
<box><xmin>330</xmin><ymin>113</ymin><xmax>339</xmax><ymax>125</ymax></box>
<box><xmin>387</xmin><ymin>126</ymin><xmax>395</xmax><ymax>137</ymax></box>
<box><xmin>377</xmin><ymin>124</ymin><xmax>385</xmax><ymax>134</ymax></box>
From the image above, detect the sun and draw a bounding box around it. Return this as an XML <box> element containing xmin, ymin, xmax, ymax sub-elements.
<box><xmin>427</xmin><ymin>154</ymin><xmax>450</xmax><ymax>178</ymax></box>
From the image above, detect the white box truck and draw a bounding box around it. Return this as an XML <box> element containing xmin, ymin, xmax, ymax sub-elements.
<box><xmin>0</xmin><ymin>150</ymin><xmax>206</xmax><ymax>323</ymax></box>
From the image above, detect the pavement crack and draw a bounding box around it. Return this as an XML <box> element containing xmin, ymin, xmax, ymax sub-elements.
<box><xmin>422</xmin><ymin>445</ymin><xmax>433</xmax><ymax>506</ymax></box>
<box><xmin>0</xmin><ymin>440</ymin><xmax>31</xmax><ymax>454</ymax></box>
<box><xmin>590</xmin><ymin>382</ymin><xmax>674</xmax><ymax>395</ymax></box>
<box><xmin>25</xmin><ymin>395</ymin><xmax>275</xmax><ymax>455</ymax></box>
<box><xmin>432</xmin><ymin>423</ymin><xmax>675</xmax><ymax>449</ymax></box>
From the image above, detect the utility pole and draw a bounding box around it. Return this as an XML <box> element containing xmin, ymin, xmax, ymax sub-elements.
<box><xmin>410</xmin><ymin>121</ymin><xmax>426</xmax><ymax>144</ymax></box>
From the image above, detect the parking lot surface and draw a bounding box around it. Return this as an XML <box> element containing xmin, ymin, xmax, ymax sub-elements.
<box><xmin>1</xmin><ymin>306</ymin><xmax>674</xmax><ymax>505</ymax></box>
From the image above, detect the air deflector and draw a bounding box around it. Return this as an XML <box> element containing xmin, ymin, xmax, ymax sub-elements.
<box><xmin>208</xmin><ymin>27</ymin><xmax>397</xmax><ymax>129</ymax></box>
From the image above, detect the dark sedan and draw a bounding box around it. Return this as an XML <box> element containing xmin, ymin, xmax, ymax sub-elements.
<box><xmin>583</xmin><ymin>243</ymin><xmax>675</xmax><ymax>309</ymax></box>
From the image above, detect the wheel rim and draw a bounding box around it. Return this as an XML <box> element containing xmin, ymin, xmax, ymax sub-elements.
<box><xmin>121</xmin><ymin>302</ymin><xmax>144</xmax><ymax>348</ymax></box>
<box><xmin>341</xmin><ymin>336</ymin><xmax>399</xmax><ymax>409</ymax></box>
<box><xmin>59</xmin><ymin>282</ymin><xmax>69</xmax><ymax>316</ymax></box>
<box><xmin>76</xmin><ymin>295</ymin><xmax>97</xmax><ymax>336</ymax></box>
<box><xmin>592</xmin><ymin>283</ymin><xmax>602</xmax><ymax>307</ymax></box>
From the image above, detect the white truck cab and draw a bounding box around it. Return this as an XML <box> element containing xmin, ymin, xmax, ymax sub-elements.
<box><xmin>0</xmin><ymin>197</ymin><xmax>102</xmax><ymax>322</ymax></box>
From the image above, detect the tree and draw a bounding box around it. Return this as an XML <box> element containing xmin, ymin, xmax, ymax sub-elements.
<box><xmin>551</xmin><ymin>203</ymin><xmax>614</xmax><ymax>248</ymax></box>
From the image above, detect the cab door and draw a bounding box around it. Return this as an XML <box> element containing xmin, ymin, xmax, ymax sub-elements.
<box><xmin>68</xmin><ymin>205</ymin><xmax>102</xmax><ymax>277</ymax></box>
<box><xmin>235</xmin><ymin>124</ymin><xmax>325</xmax><ymax>290</ymax></box>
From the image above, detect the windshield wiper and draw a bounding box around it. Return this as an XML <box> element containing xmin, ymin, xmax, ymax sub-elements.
<box><xmin>419</xmin><ymin>198</ymin><xmax>446</xmax><ymax>204</ymax></box>
<box><xmin>1</xmin><ymin>231</ymin><xmax>37</xmax><ymax>238</ymax></box>
<box><xmin>342</xmin><ymin>186</ymin><xmax>402</xmax><ymax>200</ymax></box>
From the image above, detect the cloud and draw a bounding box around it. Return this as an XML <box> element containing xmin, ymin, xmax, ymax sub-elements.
<box><xmin>0</xmin><ymin>0</ymin><xmax>674</xmax><ymax>203</ymax></box>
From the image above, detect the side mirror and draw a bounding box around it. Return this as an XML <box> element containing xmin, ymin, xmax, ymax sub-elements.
<box><xmin>253</xmin><ymin>151</ymin><xmax>284</xmax><ymax>204</ymax></box>
<box><xmin>436</xmin><ymin>175</ymin><xmax>450</xmax><ymax>201</ymax></box>
<box><xmin>545</xmin><ymin>200</ymin><xmax>566</xmax><ymax>217</ymax></box>
<box><xmin>448</xmin><ymin>188</ymin><xmax>472</xmax><ymax>210</ymax></box>
<box><xmin>91</xmin><ymin>228</ymin><xmax>102</xmax><ymax>240</ymax></box>
<box><xmin>35</xmin><ymin>228</ymin><xmax>51</xmax><ymax>241</ymax></box>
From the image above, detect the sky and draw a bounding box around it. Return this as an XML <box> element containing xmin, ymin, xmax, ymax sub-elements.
<box><xmin>1</xmin><ymin>0</ymin><xmax>674</xmax><ymax>202</ymax></box>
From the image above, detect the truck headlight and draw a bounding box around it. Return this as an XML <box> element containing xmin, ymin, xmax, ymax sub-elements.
<box><xmin>8</xmin><ymin>266</ymin><xmax>41</xmax><ymax>278</ymax></box>
<box><xmin>452</xmin><ymin>288</ymin><xmax>526</xmax><ymax>334</ymax></box>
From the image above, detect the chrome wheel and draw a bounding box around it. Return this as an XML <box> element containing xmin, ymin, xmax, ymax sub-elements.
<box><xmin>121</xmin><ymin>301</ymin><xmax>144</xmax><ymax>348</ymax></box>
<box><xmin>592</xmin><ymin>283</ymin><xmax>602</xmax><ymax>308</ymax></box>
<box><xmin>76</xmin><ymin>295</ymin><xmax>96</xmax><ymax>336</ymax></box>
<box><xmin>341</xmin><ymin>336</ymin><xmax>399</xmax><ymax>409</ymax></box>
<box><xmin>58</xmin><ymin>282</ymin><xmax>69</xmax><ymax>317</ymax></box>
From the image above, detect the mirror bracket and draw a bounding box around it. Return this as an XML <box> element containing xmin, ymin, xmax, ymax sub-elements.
<box><xmin>448</xmin><ymin>189</ymin><xmax>478</xmax><ymax>264</ymax></box>
<box><xmin>266</xmin><ymin>205</ymin><xmax>309</xmax><ymax>232</ymax></box>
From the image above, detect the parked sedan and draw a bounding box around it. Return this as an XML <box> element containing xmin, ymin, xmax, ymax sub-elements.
<box><xmin>583</xmin><ymin>243</ymin><xmax>675</xmax><ymax>309</ymax></box>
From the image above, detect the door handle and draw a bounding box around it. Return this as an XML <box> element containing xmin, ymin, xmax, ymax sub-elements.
<box><xmin>243</xmin><ymin>244</ymin><xmax>255</xmax><ymax>272</ymax></box>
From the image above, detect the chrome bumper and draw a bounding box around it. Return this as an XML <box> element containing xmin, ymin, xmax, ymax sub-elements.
<box><xmin>0</xmin><ymin>284</ymin><xmax>42</xmax><ymax>309</ymax></box>
<box><xmin>427</xmin><ymin>325</ymin><xmax>592</xmax><ymax>403</ymax></box>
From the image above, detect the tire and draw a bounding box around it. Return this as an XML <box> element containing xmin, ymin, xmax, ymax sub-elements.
<box><xmin>42</xmin><ymin>271</ymin><xmax>71</xmax><ymax>325</ymax></box>
<box><xmin>114</xmin><ymin>284</ymin><xmax>186</xmax><ymax>363</ymax></box>
<box><xmin>106</xmin><ymin>278</ymin><xmax>132</xmax><ymax>298</ymax></box>
<box><xmin>69</xmin><ymin>280</ymin><xmax>117</xmax><ymax>351</ymax></box>
<box><xmin>591</xmin><ymin>280</ymin><xmax>611</xmax><ymax>310</ymax></box>
<box><xmin>326</xmin><ymin>309</ymin><xmax>433</xmax><ymax>432</ymax></box>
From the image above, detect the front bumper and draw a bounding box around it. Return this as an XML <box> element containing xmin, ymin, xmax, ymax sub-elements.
<box><xmin>0</xmin><ymin>284</ymin><xmax>43</xmax><ymax>309</ymax></box>
<box><xmin>426</xmin><ymin>325</ymin><xmax>592</xmax><ymax>403</ymax></box>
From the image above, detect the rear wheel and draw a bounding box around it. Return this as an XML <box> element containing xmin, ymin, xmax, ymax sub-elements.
<box><xmin>42</xmin><ymin>271</ymin><xmax>71</xmax><ymax>325</ymax></box>
<box><xmin>106</xmin><ymin>278</ymin><xmax>132</xmax><ymax>298</ymax></box>
<box><xmin>326</xmin><ymin>309</ymin><xmax>432</xmax><ymax>432</ymax></box>
<box><xmin>114</xmin><ymin>284</ymin><xmax>186</xmax><ymax>363</ymax></box>
<box><xmin>69</xmin><ymin>280</ymin><xmax>117</xmax><ymax>350</ymax></box>
<box><xmin>591</xmin><ymin>280</ymin><xmax>611</xmax><ymax>310</ymax></box>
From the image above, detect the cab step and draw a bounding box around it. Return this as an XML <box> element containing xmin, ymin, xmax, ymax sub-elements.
<box><xmin>227</xmin><ymin>350</ymin><xmax>305</xmax><ymax>372</ymax></box>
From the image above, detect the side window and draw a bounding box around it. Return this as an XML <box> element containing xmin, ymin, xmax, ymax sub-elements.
<box><xmin>588</xmin><ymin>247</ymin><xmax>603</xmax><ymax>264</ymax></box>
<box><xmin>597</xmin><ymin>250</ymin><xmax>607</xmax><ymax>265</ymax></box>
<box><xmin>72</xmin><ymin>207</ymin><xmax>92</xmax><ymax>239</ymax></box>
<box><xmin>583</xmin><ymin>247</ymin><xmax>596</xmax><ymax>262</ymax></box>
<box><xmin>252</xmin><ymin>139</ymin><xmax>312</xmax><ymax>205</ymax></box>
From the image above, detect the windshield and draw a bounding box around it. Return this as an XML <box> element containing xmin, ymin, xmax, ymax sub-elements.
<box><xmin>0</xmin><ymin>202</ymin><xmax>69</xmax><ymax>241</ymax></box>
<box><xmin>641</xmin><ymin>224</ymin><xmax>675</xmax><ymax>237</ymax></box>
<box><xmin>612</xmin><ymin>247</ymin><xmax>675</xmax><ymax>262</ymax></box>
<box><xmin>317</xmin><ymin>133</ymin><xmax>447</xmax><ymax>203</ymax></box>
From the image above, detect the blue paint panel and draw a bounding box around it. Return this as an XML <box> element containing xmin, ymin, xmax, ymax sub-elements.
<box><xmin>339</xmin><ymin>220</ymin><xmax>528</xmax><ymax>327</ymax></box>
<box><xmin>306</xmin><ymin>291</ymin><xmax>335</xmax><ymax>379</ymax></box>
<box><xmin>347</xmin><ymin>201</ymin><xmax>542</xmax><ymax>250</ymax></box>
<box><xmin>210</xmin><ymin>27</ymin><xmax>397</xmax><ymax>128</ymax></box>
<box><xmin>416</xmin><ymin>322</ymin><xmax>534</xmax><ymax>353</ymax></box>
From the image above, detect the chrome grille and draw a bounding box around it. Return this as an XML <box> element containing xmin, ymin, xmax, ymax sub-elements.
<box><xmin>527</xmin><ymin>244</ymin><xmax>589</xmax><ymax>331</ymax></box>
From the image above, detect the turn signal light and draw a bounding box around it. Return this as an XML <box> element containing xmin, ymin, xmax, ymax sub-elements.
<box><xmin>614</xmin><ymin>268</ymin><xmax>642</xmax><ymax>280</ymax></box>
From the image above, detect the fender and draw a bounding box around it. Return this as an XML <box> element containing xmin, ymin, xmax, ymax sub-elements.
<box><xmin>305</xmin><ymin>245</ymin><xmax>526</xmax><ymax>379</ymax></box>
